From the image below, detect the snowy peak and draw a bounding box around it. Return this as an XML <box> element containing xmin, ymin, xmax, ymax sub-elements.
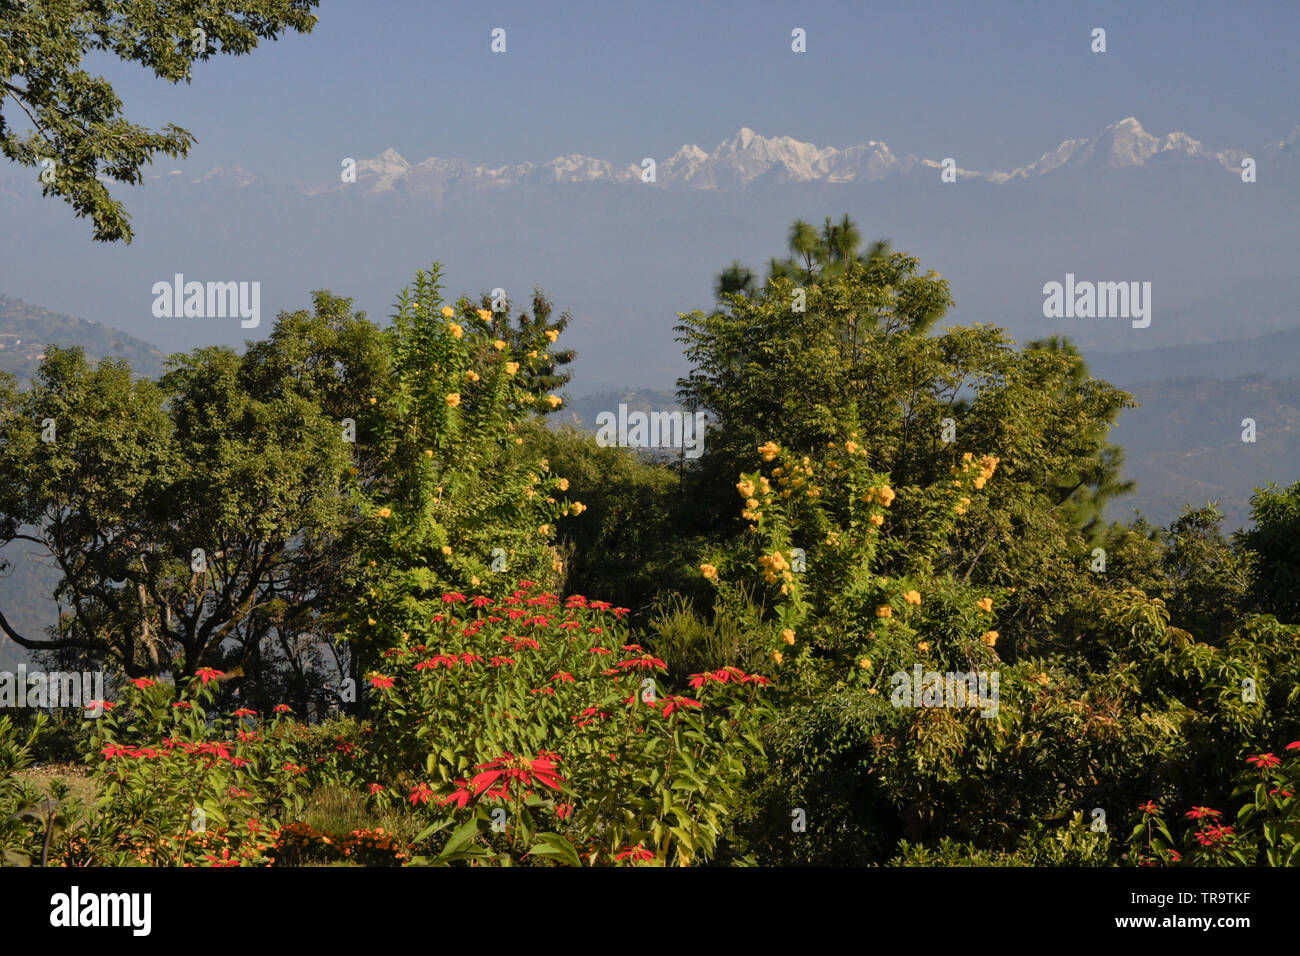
<box><xmin>1005</xmin><ymin>117</ymin><xmax>1241</xmax><ymax>178</ymax></box>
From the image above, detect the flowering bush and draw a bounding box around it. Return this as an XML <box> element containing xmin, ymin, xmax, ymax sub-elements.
<box><xmin>1128</xmin><ymin>742</ymin><xmax>1300</xmax><ymax>866</ymax></box>
<box><xmin>345</xmin><ymin>264</ymin><xmax>576</xmax><ymax>630</ymax></box>
<box><xmin>71</xmin><ymin>672</ymin><xmax>318</xmax><ymax>866</ymax></box>
<box><xmin>358</xmin><ymin>583</ymin><xmax>770</xmax><ymax>865</ymax></box>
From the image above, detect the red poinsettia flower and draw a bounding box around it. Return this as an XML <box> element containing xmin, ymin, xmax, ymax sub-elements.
<box><xmin>471</xmin><ymin>753</ymin><xmax>565</xmax><ymax>795</ymax></box>
<box><xmin>461</xmin><ymin>653</ymin><xmax>483</xmax><ymax>666</ymax></box>
<box><xmin>101</xmin><ymin>743</ymin><xmax>135</xmax><ymax>759</ymax></box>
<box><xmin>1138</xmin><ymin>801</ymin><xmax>1160</xmax><ymax>815</ymax></box>
<box><xmin>490</xmin><ymin>656</ymin><xmax>516</xmax><ymax>667</ymax></box>
<box><xmin>84</xmin><ymin>700</ymin><xmax>115</xmax><ymax>710</ymax></box>
<box><xmin>741</xmin><ymin>673</ymin><xmax>772</xmax><ymax>686</ymax></box>
<box><xmin>1185</xmin><ymin>806</ymin><xmax>1221</xmax><ymax>820</ymax></box>
<box><xmin>442</xmin><ymin>592</ymin><xmax>467</xmax><ymax>604</ymax></box>
<box><xmin>1247</xmin><ymin>753</ymin><xmax>1281</xmax><ymax>769</ymax></box>
<box><xmin>615</xmin><ymin>654</ymin><xmax>666</xmax><ymax>671</ymax></box>
<box><xmin>409</xmin><ymin>783</ymin><xmax>434</xmax><ymax>806</ymax></box>
<box><xmin>369</xmin><ymin>675</ymin><xmax>395</xmax><ymax>689</ymax></box>
<box><xmin>551</xmin><ymin>671</ymin><xmax>575</xmax><ymax>683</ymax></box>
<box><xmin>231</xmin><ymin>708</ymin><xmax>257</xmax><ymax>718</ymax></box>
<box><xmin>615</xmin><ymin>844</ymin><xmax>654</xmax><ymax>862</ymax></box>
<box><xmin>194</xmin><ymin>667</ymin><xmax>225</xmax><ymax>684</ymax></box>
<box><xmin>589</xmin><ymin>600</ymin><xmax>612</xmax><ymax>611</ymax></box>
<box><xmin>472</xmin><ymin>595</ymin><xmax>494</xmax><ymax>608</ymax></box>
<box><xmin>556</xmin><ymin>803</ymin><xmax>574</xmax><ymax>821</ymax></box>
<box><xmin>368</xmin><ymin>783</ymin><xmax>385</xmax><ymax>795</ymax></box>
<box><xmin>1268</xmin><ymin>788</ymin><xmax>1294</xmax><ymax>798</ymax></box>
<box><xmin>130</xmin><ymin>678</ymin><xmax>156</xmax><ymax>690</ymax></box>
<box><xmin>273</xmin><ymin>704</ymin><xmax>292</xmax><ymax>714</ymax></box>
<box><xmin>558</xmin><ymin>620</ymin><xmax>581</xmax><ymax>630</ymax></box>
<box><xmin>1286</xmin><ymin>741</ymin><xmax>1300</xmax><ymax>751</ymax></box>
<box><xmin>661</xmin><ymin>696</ymin><xmax>703</xmax><ymax>717</ymax></box>
<box><xmin>589</xmin><ymin>646</ymin><xmax>612</xmax><ymax>655</ymax></box>
<box><xmin>172</xmin><ymin>701</ymin><xmax>193</xmax><ymax>709</ymax></box>
<box><xmin>415</xmin><ymin>655</ymin><xmax>458</xmax><ymax>671</ymax></box>
<box><xmin>517</xmin><ymin>579</ymin><xmax>536</xmax><ymax>589</ymax></box>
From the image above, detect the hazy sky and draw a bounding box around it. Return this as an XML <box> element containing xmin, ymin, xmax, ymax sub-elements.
<box><xmin>97</xmin><ymin>0</ymin><xmax>1299</xmax><ymax>183</ymax></box>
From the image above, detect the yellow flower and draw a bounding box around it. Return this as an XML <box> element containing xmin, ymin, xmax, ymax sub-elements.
<box><xmin>369</xmin><ymin>397</ymin><xmax>377</xmax><ymax>404</ymax></box>
<box><xmin>859</xmin><ymin>657</ymin><xmax>872</xmax><ymax>669</ymax></box>
<box><xmin>471</xmin><ymin>576</ymin><xmax>480</xmax><ymax>587</ymax></box>
<box><xmin>447</xmin><ymin>322</ymin><xmax>464</xmax><ymax>338</ymax></box>
<box><xmin>917</xmin><ymin>641</ymin><xmax>930</xmax><ymax>652</ymax></box>
<box><xmin>545</xmin><ymin>329</ymin><xmax>559</xmax><ymax>343</ymax></box>
<box><xmin>493</xmin><ymin>339</ymin><xmax>506</xmax><ymax>351</ymax></box>
<box><xmin>736</xmin><ymin>479</ymin><xmax>756</xmax><ymax>499</ymax></box>
<box><xmin>980</xmin><ymin>630</ymin><xmax>998</xmax><ymax>647</ymax></box>
<box><xmin>973</xmin><ymin>476</ymin><xmax>986</xmax><ymax>490</ymax></box>
<box><xmin>527</xmin><ymin>350</ymin><xmax>538</xmax><ymax>359</ymax></box>
<box><xmin>477</xmin><ymin>309</ymin><xmax>492</xmax><ymax>321</ymax></box>
<box><xmin>446</xmin><ymin>393</ymin><xmax>461</xmax><ymax>407</ymax></box>
<box><xmin>376</xmin><ymin>507</ymin><xmax>391</xmax><ymax>518</ymax></box>
<box><xmin>546</xmin><ymin>395</ymin><xmax>562</xmax><ymax>408</ymax></box>
<box><xmin>976</xmin><ymin>597</ymin><xmax>993</xmax><ymax>613</ymax></box>
<box><xmin>569</xmin><ymin>502</ymin><xmax>586</xmax><ymax>515</ymax></box>
<box><xmin>700</xmin><ymin>563</ymin><xmax>718</xmax><ymax>580</ymax></box>
<box><xmin>869</xmin><ymin>514</ymin><xmax>884</xmax><ymax>527</ymax></box>
<box><xmin>1034</xmin><ymin>671</ymin><xmax>1049</xmax><ymax>686</ymax></box>
<box><xmin>515</xmin><ymin>437</ymin><xmax>524</xmax><ymax>445</ymax></box>
<box><xmin>781</xmin><ymin>628</ymin><xmax>796</xmax><ymax>645</ymax></box>
<box><xmin>538</xmin><ymin>524</ymin><xmax>551</xmax><ymax>536</ymax></box>
<box><xmin>441</xmin><ymin>545</ymin><xmax>452</xmax><ymax>556</ymax></box>
<box><xmin>441</xmin><ymin>306</ymin><xmax>455</xmax><ymax>318</ymax></box>
<box><xmin>424</xmin><ymin>449</ymin><xmax>433</xmax><ymax>457</ymax></box>
<box><xmin>844</xmin><ymin>440</ymin><xmax>860</xmax><ymax>454</ymax></box>
<box><xmin>505</xmin><ymin>361</ymin><xmax>519</xmax><ymax>375</ymax></box>
<box><xmin>878</xmin><ymin>485</ymin><xmax>896</xmax><ymax>506</ymax></box>
<box><xmin>876</xmin><ymin>605</ymin><xmax>893</xmax><ymax>619</ymax></box>
<box><xmin>464</xmin><ymin>370</ymin><xmax>480</xmax><ymax>382</ymax></box>
<box><xmin>555</xmin><ymin>478</ymin><xmax>570</xmax><ymax>491</ymax></box>
<box><xmin>771</xmin><ymin>650</ymin><xmax>784</xmax><ymax>665</ymax></box>
<box><xmin>867</xmin><ymin>687</ymin><xmax>877</xmax><ymax>695</ymax></box>
<box><xmin>758</xmin><ymin>441</ymin><xmax>780</xmax><ymax>462</ymax></box>
<box><xmin>903</xmin><ymin>590</ymin><xmax>921</xmax><ymax>606</ymax></box>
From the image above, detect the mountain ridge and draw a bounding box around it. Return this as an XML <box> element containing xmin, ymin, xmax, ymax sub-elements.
<box><xmin>295</xmin><ymin>117</ymin><xmax>1292</xmax><ymax>196</ymax></box>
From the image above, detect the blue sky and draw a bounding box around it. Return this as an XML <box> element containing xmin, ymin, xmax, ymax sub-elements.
<box><xmin>97</xmin><ymin>0</ymin><xmax>1299</xmax><ymax>183</ymax></box>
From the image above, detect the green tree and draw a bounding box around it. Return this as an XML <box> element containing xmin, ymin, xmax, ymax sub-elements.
<box><xmin>679</xmin><ymin>217</ymin><xmax>1137</xmax><ymax>652</ymax></box>
<box><xmin>0</xmin><ymin>0</ymin><xmax>318</xmax><ymax>241</ymax></box>
<box><xmin>0</xmin><ymin>293</ymin><xmax>383</xmax><ymax>681</ymax></box>
<box><xmin>1239</xmin><ymin>481</ymin><xmax>1300</xmax><ymax>624</ymax></box>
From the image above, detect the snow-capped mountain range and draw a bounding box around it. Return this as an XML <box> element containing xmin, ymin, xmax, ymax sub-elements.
<box><xmin>326</xmin><ymin>117</ymin><xmax>1296</xmax><ymax>196</ymax></box>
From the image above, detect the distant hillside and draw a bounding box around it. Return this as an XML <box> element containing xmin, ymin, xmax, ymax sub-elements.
<box><xmin>0</xmin><ymin>295</ymin><xmax>167</xmax><ymax>383</ymax></box>
<box><xmin>1109</xmin><ymin>376</ymin><xmax>1300</xmax><ymax>532</ymax></box>
<box><xmin>1090</xmin><ymin>326</ymin><xmax>1300</xmax><ymax>387</ymax></box>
